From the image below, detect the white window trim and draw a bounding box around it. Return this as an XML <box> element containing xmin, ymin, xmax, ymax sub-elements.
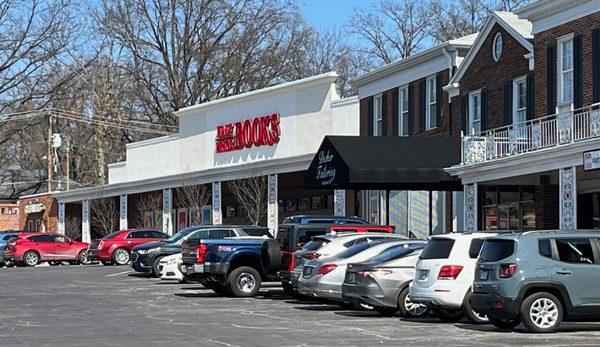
<box><xmin>373</xmin><ymin>94</ymin><xmax>382</xmax><ymax>136</ymax></box>
<box><xmin>398</xmin><ymin>86</ymin><xmax>409</xmax><ymax>136</ymax></box>
<box><xmin>468</xmin><ymin>89</ymin><xmax>482</xmax><ymax>135</ymax></box>
<box><xmin>557</xmin><ymin>33</ymin><xmax>574</xmax><ymax>109</ymax></box>
<box><xmin>492</xmin><ymin>32</ymin><xmax>502</xmax><ymax>62</ymax></box>
<box><xmin>426</xmin><ymin>75</ymin><xmax>437</xmax><ymax>130</ymax></box>
<box><xmin>512</xmin><ymin>75</ymin><xmax>527</xmax><ymax>125</ymax></box>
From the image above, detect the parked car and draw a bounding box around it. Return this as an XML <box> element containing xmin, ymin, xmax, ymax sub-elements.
<box><xmin>159</xmin><ymin>253</ymin><xmax>185</xmax><ymax>282</ymax></box>
<box><xmin>131</xmin><ymin>225</ymin><xmax>270</xmax><ymax>276</ymax></box>
<box><xmin>298</xmin><ymin>239</ymin><xmax>421</xmax><ymax>303</ymax></box>
<box><xmin>0</xmin><ymin>232</ymin><xmax>19</xmax><ymax>266</ymax></box>
<box><xmin>282</xmin><ymin>215</ymin><xmax>368</xmax><ymax>224</ymax></box>
<box><xmin>3</xmin><ymin>232</ymin><xmax>89</xmax><ymax>267</ymax></box>
<box><xmin>471</xmin><ymin>230</ymin><xmax>600</xmax><ymax>333</ymax></box>
<box><xmin>284</xmin><ymin>232</ymin><xmax>404</xmax><ymax>295</ymax></box>
<box><xmin>342</xmin><ymin>242</ymin><xmax>427</xmax><ymax>317</ymax></box>
<box><xmin>87</xmin><ymin>229</ymin><xmax>168</xmax><ymax>266</ymax></box>
<box><xmin>409</xmin><ymin>232</ymin><xmax>497</xmax><ymax>323</ymax></box>
<box><xmin>181</xmin><ymin>236</ymin><xmax>274</xmax><ymax>297</ymax></box>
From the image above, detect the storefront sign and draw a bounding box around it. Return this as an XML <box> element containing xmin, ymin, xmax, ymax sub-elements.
<box><xmin>25</xmin><ymin>203</ymin><xmax>44</xmax><ymax>214</ymax></box>
<box><xmin>216</xmin><ymin>113</ymin><xmax>281</xmax><ymax>153</ymax></box>
<box><xmin>583</xmin><ymin>150</ymin><xmax>600</xmax><ymax>171</ymax></box>
<box><xmin>315</xmin><ymin>150</ymin><xmax>336</xmax><ymax>186</ymax></box>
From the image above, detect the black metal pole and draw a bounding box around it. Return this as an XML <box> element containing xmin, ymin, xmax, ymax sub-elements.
<box><xmin>385</xmin><ymin>190</ymin><xmax>390</xmax><ymax>226</ymax></box>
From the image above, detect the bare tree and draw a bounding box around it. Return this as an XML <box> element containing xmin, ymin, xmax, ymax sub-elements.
<box><xmin>175</xmin><ymin>183</ymin><xmax>210</xmax><ymax>225</ymax></box>
<box><xmin>131</xmin><ymin>191</ymin><xmax>162</xmax><ymax>228</ymax></box>
<box><xmin>90</xmin><ymin>197</ymin><xmax>119</xmax><ymax>237</ymax></box>
<box><xmin>227</xmin><ymin>177</ymin><xmax>267</xmax><ymax>226</ymax></box>
<box><xmin>65</xmin><ymin>215</ymin><xmax>81</xmax><ymax>240</ymax></box>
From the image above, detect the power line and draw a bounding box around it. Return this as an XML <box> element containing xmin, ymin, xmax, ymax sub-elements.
<box><xmin>53</xmin><ymin>108</ymin><xmax>179</xmax><ymax>129</ymax></box>
<box><xmin>53</xmin><ymin>112</ymin><xmax>172</xmax><ymax>135</ymax></box>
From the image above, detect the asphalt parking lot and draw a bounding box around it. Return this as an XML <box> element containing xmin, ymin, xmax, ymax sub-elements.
<box><xmin>1</xmin><ymin>265</ymin><xmax>600</xmax><ymax>346</ymax></box>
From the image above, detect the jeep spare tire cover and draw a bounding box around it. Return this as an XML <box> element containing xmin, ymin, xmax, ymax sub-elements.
<box><xmin>261</xmin><ymin>239</ymin><xmax>281</xmax><ymax>274</ymax></box>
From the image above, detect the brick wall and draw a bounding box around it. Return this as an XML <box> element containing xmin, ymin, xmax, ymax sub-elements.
<box><xmin>450</xmin><ymin>23</ymin><xmax>531</xmax><ymax>134</ymax></box>
<box><xmin>533</xmin><ymin>12</ymin><xmax>600</xmax><ymax>118</ymax></box>
<box><xmin>0</xmin><ymin>203</ymin><xmax>20</xmax><ymax>230</ymax></box>
<box><xmin>19</xmin><ymin>194</ymin><xmax>58</xmax><ymax>232</ymax></box>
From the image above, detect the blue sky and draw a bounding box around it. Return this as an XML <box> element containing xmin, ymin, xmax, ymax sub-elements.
<box><xmin>301</xmin><ymin>0</ymin><xmax>377</xmax><ymax>31</ymax></box>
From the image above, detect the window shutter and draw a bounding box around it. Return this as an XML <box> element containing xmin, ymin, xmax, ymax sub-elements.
<box><xmin>461</xmin><ymin>96</ymin><xmax>467</xmax><ymax>134</ymax></box>
<box><xmin>419</xmin><ymin>78</ymin><xmax>426</xmax><ymax>131</ymax></box>
<box><xmin>436</xmin><ymin>72</ymin><xmax>443</xmax><ymax>127</ymax></box>
<box><xmin>526</xmin><ymin>73</ymin><xmax>534</xmax><ymax>120</ymax></box>
<box><xmin>367</xmin><ymin>97</ymin><xmax>373</xmax><ymax>136</ymax></box>
<box><xmin>503</xmin><ymin>80</ymin><xmax>513</xmax><ymax>125</ymax></box>
<box><xmin>594</xmin><ymin>28</ymin><xmax>600</xmax><ymax>103</ymax></box>
<box><xmin>573</xmin><ymin>34</ymin><xmax>583</xmax><ymax>109</ymax></box>
<box><xmin>392</xmin><ymin>89</ymin><xmax>399</xmax><ymax>135</ymax></box>
<box><xmin>481</xmin><ymin>88</ymin><xmax>488</xmax><ymax>131</ymax></box>
<box><xmin>547</xmin><ymin>44</ymin><xmax>557</xmax><ymax>115</ymax></box>
<box><xmin>407</xmin><ymin>83</ymin><xmax>414</xmax><ymax>135</ymax></box>
<box><xmin>381</xmin><ymin>93</ymin><xmax>388</xmax><ymax>135</ymax></box>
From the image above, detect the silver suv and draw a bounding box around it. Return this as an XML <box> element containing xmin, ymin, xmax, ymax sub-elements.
<box><xmin>471</xmin><ymin>230</ymin><xmax>600</xmax><ymax>333</ymax></box>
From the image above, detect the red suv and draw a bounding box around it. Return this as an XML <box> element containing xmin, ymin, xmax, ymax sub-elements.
<box><xmin>87</xmin><ymin>229</ymin><xmax>168</xmax><ymax>266</ymax></box>
<box><xmin>4</xmin><ymin>232</ymin><xmax>89</xmax><ymax>267</ymax></box>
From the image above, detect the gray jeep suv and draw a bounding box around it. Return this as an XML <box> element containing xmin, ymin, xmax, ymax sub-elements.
<box><xmin>471</xmin><ymin>230</ymin><xmax>600</xmax><ymax>333</ymax></box>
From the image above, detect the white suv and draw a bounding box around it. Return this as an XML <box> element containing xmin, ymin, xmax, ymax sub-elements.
<box><xmin>409</xmin><ymin>232</ymin><xmax>497</xmax><ymax>323</ymax></box>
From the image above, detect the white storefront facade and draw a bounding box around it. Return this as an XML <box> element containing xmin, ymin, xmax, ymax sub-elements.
<box><xmin>54</xmin><ymin>72</ymin><xmax>359</xmax><ymax>239</ymax></box>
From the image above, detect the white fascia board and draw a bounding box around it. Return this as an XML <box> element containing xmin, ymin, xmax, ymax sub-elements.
<box><xmin>526</xmin><ymin>0</ymin><xmax>600</xmax><ymax>34</ymax></box>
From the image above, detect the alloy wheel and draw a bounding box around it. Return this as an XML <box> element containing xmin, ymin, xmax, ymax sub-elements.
<box><xmin>404</xmin><ymin>295</ymin><xmax>428</xmax><ymax>317</ymax></box>
<box><xmin>237</xmin><ymin>272</ymin><xmax>256</xmax><ymax>293</ymax></box>
<box><xmin>25</xmin><ymin>252</ymin><xmax>38</xmax><ymax>266</ymax></box>
<box><xmin>529</xmin><ymin>298</ymin><xmax>559</xmax><ymax>329</ymax></box>
<box><xmin>114</xmin><ymin>249</ymin><xmax>130</xmax><ymax>265</ymax></box>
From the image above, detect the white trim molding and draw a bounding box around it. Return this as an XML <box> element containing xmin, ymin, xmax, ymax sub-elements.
<box><xmin>559</xmin><ymin>167</ymin><xmax>577</xmax><ymax>229</ymax></box>
<box><xmin>464</xmin><ymin>183</ymin><xmax>478</xmax><ymax>231</ymax></box>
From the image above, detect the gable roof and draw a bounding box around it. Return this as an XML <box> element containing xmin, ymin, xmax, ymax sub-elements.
<box><xmin>446</xmin><ymin>11</ymin><xmax>533</xmax><ymax>89</ymax></box>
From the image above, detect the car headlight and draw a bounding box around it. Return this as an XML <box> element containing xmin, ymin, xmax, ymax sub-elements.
<box><xmin>165</xmin><ymin>258</ymin><xmax>178</xmax><ymax>265</ymax></box>
<box><xmin>138</xmin><ymin>247</ymin><xmax>160</xmax><ymax>255</ymax></box>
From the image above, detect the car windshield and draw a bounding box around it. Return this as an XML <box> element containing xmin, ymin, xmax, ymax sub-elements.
<box><xmin>165</xmin><ymin>227</ymin><xmax>200</xmax><ymax>244</ymax></box>
<box><xmin>368</xmin><ymin>244</ymin><xmax>419</xmax><ymax>263</ymax></box>
<box><xmin>104</xmin><ymin>231</ymin><xmax>122</xmax><ymax>239</ymax></box>
<box><xmin>302</xmin><ymin>239</ymin><xmax>329</xmax><ymax>251</ymax></box>
<box><xmin>479</xmin><ymin>239</ymin><xmax>515</xmax><ymax>262</ymax></box>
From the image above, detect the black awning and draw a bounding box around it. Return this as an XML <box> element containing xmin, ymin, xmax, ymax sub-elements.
<box><xmin>304</xmin><ymin>136</ymin><xmax>462</xmax><ymax>191</ymax></box>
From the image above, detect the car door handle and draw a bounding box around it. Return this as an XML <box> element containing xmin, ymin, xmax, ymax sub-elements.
<box><xmin>556</xmin><ymin>270</ymin><xmax>572</xmax><ymax>275</ymax></box>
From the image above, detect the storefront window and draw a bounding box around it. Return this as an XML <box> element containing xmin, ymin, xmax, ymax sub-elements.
<box><xmin>481</xmin><ymin>186</ymin><xmax>535</xmax><ymax>231</ymax></box>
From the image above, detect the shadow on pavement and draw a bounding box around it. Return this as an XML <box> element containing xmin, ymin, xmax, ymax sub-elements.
<box><xmin>174</xmin><ymin>292</ymin><xmax>222</xmax><ymax>299</ymax></box>
<box><xmin>456</xmin><ymin>321</ymin><xmax>600</xmax><ymax>334</ymax></box>
<box><xmin>334</xmin><ymin>311</ymin><xmax>385</xmax><ymax>318</ymax></box>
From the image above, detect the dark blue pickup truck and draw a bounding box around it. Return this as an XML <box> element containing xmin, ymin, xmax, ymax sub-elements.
<box><xmin>181</xmin><ymin>237</ymin><xmax>272</xmax><ymax>297</ymax></box>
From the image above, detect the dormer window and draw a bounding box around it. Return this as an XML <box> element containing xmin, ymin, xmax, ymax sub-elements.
<box><xmin>493</xmin><ymin>33</ymin><xmax>502</xmax><ymax>62</ymax></box>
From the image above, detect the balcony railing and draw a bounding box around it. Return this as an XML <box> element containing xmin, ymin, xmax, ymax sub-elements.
<box><xmin>462</xmin><ymin>104</ymin><xmax>600</xmax><ymax>165</ymax></box>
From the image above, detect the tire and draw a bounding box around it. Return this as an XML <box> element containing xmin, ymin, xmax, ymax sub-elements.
<box><xmin>227</xmin><ymin>266</ymin><xmax>262</xmax><ymax>297</ymax></box>
<box><xmin>23</xmin><ymin>251</ymin><xmax>40</xmax><ymax>267</ymax></box>
<box><xmin>204</xmin><ymin>281</ymin><xmax>230</xmax><ymax>296</ymax></box>
<box><xmin>77</xmin><ymin>250</ymin><xmax>90</xmax><ymax>265</ymax></box>
<box><xmin>433</xmin><ymin>306</ymin><xmax>464</xmax><ymax>323</ymax></box>
<box><xmin>463</xmin><ymin>290</ymin><xmax>489</xmax><ymax>324</ymax></box>
<box><xmin>489</xmin><ymin>316</ymin><xmax>521</xmax><ymax>330</ymax></box>
<box><xmin>100</xmin><ymin>260</ymin><xmax>113</xmax><ymax>266</ymax></box>
<box><xmin>398</xmin><ymin>286</ymin><xmax>429</xmax><ymax>318</ymax></box>
<box><xmin>520</xmin><ymin>292</ymin><xmax>563</xmax><ymax>333</ymax></box>
<box><xmin>112</xmin><ymin>248</ymin><xmax>130</xmax><ymax>265</ymax></box>
<box><xmin>261</xmin><ymin>239</ymin><xmax>281</xmax><ymax>275</ymax></box>
<box><xmin>152</xmin><ymin>256</ymin><xmax>164</xmax><ymax>278</ymax></box>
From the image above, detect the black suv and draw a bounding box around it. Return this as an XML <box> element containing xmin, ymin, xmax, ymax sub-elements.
<box><xmin>471</xmin><ymin>230</ymin><xmax>600</xmax><ymax>333</ymax></box>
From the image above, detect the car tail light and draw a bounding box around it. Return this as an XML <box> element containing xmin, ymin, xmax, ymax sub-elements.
<box><xmin>196</xmin><ymin>244</ymin><xmax>208</xmax><ymax>263</ymax></box>
<box><xmin>302</xmin><ymin>252</ymin><xmax>318</xmax><ymax>260</ymax></box>
<box><xmin>438</xmin><ymin>265</ymin><xmax>463</xmax><ymax>280</ymax></box>
<box><xmin>358</xmin><ymin>269</ymin><xmax>393</xmax><ymax>279</ymax></box>
<box><xmin>6</xmin><ymin>238</ymin><xmax>17</xmax><ymax>250</ymax></box>
<box><xmin>288</xmin><ymin>252</ymin><xmax>296</xmax><ymax>271</ymax></box>
<box><xmin>499</xmin><ymin>264</ymin><xmax>517</xmax><ymax>278</ymax></box>
<box><xmin>316</xmin><ymin>263</ymin><xmax>337</xmax><ymax>276</ymax></box>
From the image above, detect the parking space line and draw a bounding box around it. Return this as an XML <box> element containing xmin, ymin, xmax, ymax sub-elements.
<box><xmin>105</xmin><ymin>270</ymin><xmax>133</xmax><ymax>277</ymax></box>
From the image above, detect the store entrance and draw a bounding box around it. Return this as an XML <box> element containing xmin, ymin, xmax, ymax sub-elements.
<box><xmin>481</xmin><ymin>185</ymin><xmax>536</xmax><ymax>231</ymax></box>
<box><xmin>577</xmin><ymin>193</ymin><xmax>600</xmax><ymax>229</ymax></box>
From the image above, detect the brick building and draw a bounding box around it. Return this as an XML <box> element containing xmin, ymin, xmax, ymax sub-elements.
<box><xmin>0</xmin><ymin>200</ymin><xmax>20</xmax><ymax>231</ymax></box>
<box><xmin>18</xmin><ymin>193</ymin><xmax>59</xmax><ymax>232</ymax></box>
<box><xmin>446</xmin><ymin>0</ymin><xmax>600</xmax><ymax>231</ymax></box>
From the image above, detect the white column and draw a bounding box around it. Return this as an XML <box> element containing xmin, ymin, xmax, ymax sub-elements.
<box><xmin>267</xmin><ymin>174</ymin><xmax>278</xmax><ymax>235</ymax></box>
<box><xmin>82</xmin><ymin>200</ymin><xmax>91</xmax><ymax>243</ymax></box>
<box><xmin>464</xmin><ymin>183</ymin><xmax>478</xmax><ymax>232</ymax></box>
<box><xmin>58</xmin><ymin>202</ymin><xmax>65</xmax><ymax>235</ymax></box>
<box><xmin>119</xmin><ymin>194</ymin><xmax>128</xmax><ymax>230</ymax></box>
<box><xmin>559</xmin><ymin>167</ymin><xmax>577</xmax><ymax>230</ymax></box>
<box><xmin>162</xmin><ymin>188</ymin><xmax>173</xmax><ymax>235</ymax></box>
<box><xmin>452</xmin><ymin>191</ymin><xmax>464</xmax><ymax>232</ymax></box>
<box><xmin>212</xmin><ymin>182</ymin><xmax>222</xmax><ymax>225</ymax></box>
<box><xmin>334</xmin><ymin>190</ymin><xmax>346</xmax><ymax>217</ymax></box>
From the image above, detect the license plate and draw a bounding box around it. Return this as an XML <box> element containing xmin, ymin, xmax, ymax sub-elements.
<box><xmin>345</xmin><ymin>272</ymin><xmax>357</xmax><ymax>283</ymax></box>
<box><xmin>302</xmin><ymin>266</ymin><xmax>314</xmax><ymax>278</ymax></box>
<box><xmin>418</xmin><ymin>270</ymin><xmax>429</xmax><ymax>280</ymax></box>
<box><xmin>478</xmin><ymin>270</ymin><xmax>489</xmax><ymax>281</ymax></box>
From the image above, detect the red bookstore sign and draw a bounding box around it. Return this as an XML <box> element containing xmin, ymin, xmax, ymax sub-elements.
<box><xmin>216</xmin><ymin>113</ymin><xmax>281</xmax><ymax>153</ymax></box>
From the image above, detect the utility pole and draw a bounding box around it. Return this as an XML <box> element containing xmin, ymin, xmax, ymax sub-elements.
<box><xmin>47</xmin><ymin>111</ymin><xmax>53</xmax><ymax>192</ymax></box>
<box><xmin>66</xmin><ymin>138</ymin><xmax>70</xmax><ymax>191</ymax></box>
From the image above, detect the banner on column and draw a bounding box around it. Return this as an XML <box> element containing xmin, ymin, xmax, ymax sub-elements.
<box><xmin>464</xmin><ymin>184</ymin><xmax>477</xmax><ymax>232</ymax></box>
<box><xmin>82</xmin><ymin>200</ymin><xmax>90</xmax><ymax>243</ymax></box>
<box><xmin>119</xmin><ymin>194</ymin><xmax>128</xmax><ymax>230</ymax></box>
<box><xmin>162</xmin><ymin>189</ymin><xmax>173</xmax><ymax>235</ymax></box>
<box><xmin>267</xmin><ymin>174</ymin><xmax>278</xmax><ymax>235</ymax></box>
<box><xmin>212</xmin><ymin>182</ymin><xmax>222</xmax><ymax>225</ymax></box>
<box><xmin>334</xmin><ymin>190</ymin><xmax>345</xmax><ymax>216</ymax></box>
<box><xmin>58</xmin><ymin>203</ymin><xmax>65</xmax><ymax>235</ymax></box>
<box><xmin>559</xmin><ymin>167</ymin><xmax>577</xmax><ymax>230</ymax></box>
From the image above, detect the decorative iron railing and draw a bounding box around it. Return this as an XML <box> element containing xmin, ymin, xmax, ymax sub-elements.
<box><xmin>462</xmin><ymin>104</ymin><xmax>600</xmax><ymax>165</ymax></box>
